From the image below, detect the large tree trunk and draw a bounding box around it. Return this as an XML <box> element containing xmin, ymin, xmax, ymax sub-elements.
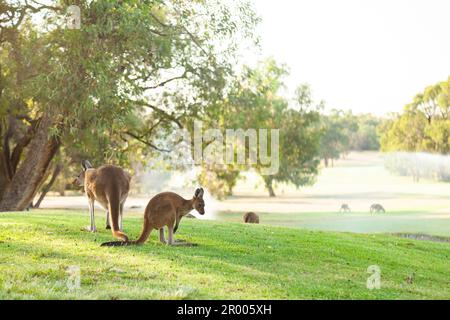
<box><xmin>0</xmin><ymin>114</ymin><xmax>60</xmax><ymax>211</ymax></box>
<box><xmin>267</xmin><ymin>184</ymin><xmax>276</xmax><ymax>197</ymax></box>
<box><xmin>0</xmin><ymin>130</ymin><xmax>9</xmax><ymax>197</ymax></box>
<box><xmin>263</xmin><ymin>176</ymin><xmax>276</xmax><ymax>197</ymax></box>
<box><xmin>264</xmin><ymin>178</ymin><xmax>276</xmax><ymax>197</ymax></box>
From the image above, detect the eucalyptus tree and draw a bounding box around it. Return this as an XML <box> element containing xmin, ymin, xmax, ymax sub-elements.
<box><xmin>0</xmin><ymin>0</ymin><xmax>259</xmax><ymax>210</ymax></box>
<box><xmin>380</xmin><ymin>77</ymin><xmax>450</xmax><ymax>154</ymax></box>
<box><xmin>216</xmin><ymin>60</ymin><xmax>322</xmax><ymax>197</ymax></box>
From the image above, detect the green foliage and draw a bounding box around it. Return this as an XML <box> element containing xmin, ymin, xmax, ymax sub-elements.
<box><xmin>319</xmin><ymin>109</ymin><xmax>353</xmax><ymax>165</ymax></box>
<box><xmin>271</xmin><ymin>100</ymin><xmax>321</xmax><ymax>189</ymax></box>
<box><xmin>0</xmin><ymin>0</ymin><xmax>259</xmax><ymax>205</ymax></box>
<box><xmin>198</xmin><ymin>166</ymin><xmax>240</xmax><ymax>200</ymax></box>
<box><xmin>380</xmin><ymin>77</ymin><xmax>450</xmax><ymax>154</ymax></box>
<box><xmin>348</xmin><ymin>114</ymin><xmax>381</xmax><ymax>151</ymax></box>
<box><xmin>319</xmin><ymin>110</ymin><xmax>381</xmax><ymax>166</ymax></box>
<box><xmin>318</xmin><ymin>110</ymin><xmax>382</xmax><ymax>163</ymax></box>
<box><xmin>379</xmin><ymin>77</ymin><xmax>450</xmax><ymax>182</ymax></box>
<box><xmin>208</xmin><ymin>60</ymin><xmax>323</xmax><ymax>197</ymax></box>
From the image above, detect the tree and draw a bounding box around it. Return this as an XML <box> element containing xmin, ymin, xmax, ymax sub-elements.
<box><xmin>317</xmin><ymin>110</ymin><xmax>381</xmax><ymax>162</ymax></box>
<box><xmin>380</xmin><ymin>77</ymin><xmax>450</xmax><ymax>154</ymax></box>
<box><xmin>216</xmin><ymin>60</ymin><xmax>322</xmax><ymax>197</ymax></box>
<box><xmin>380</xmin><ymin>77</ymin><xmax>450</xmax><ymax>182</ymax></box>
<box><xmin>198</xmin><ymin>165</ymin><xmax>240</xmax><ymax>200</ymax></box>
<box><xmin>0</xmin><ymin>0</ymin><xmax>259</xmax><ymax>210</ymax></box>
<box><xmin>319</xmin><ymin>109</ymin><xmax>357</xmax><ymax>166</ymax></box>
<box><xmin>347</xmin><ymin>113</ymin><xmax>381</xmax><ymax>151</ymax></box>
<box><xmin>261</xmin><ymin>107</ymin><xmax>321</xmax><ymax>197</ymax></box>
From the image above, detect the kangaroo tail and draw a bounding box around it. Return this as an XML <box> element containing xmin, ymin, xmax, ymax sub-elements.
<box><xmin>101</xmin><ymin>216</ymin><xmax>152</xmax><ymax>247</ymax></box>
<box><xmin>107</xmin><ymin>189</ymin><xmax>128</xmax><ymax>242</ymax></box>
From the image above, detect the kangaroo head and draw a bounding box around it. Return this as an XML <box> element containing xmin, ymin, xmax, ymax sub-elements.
<box><xmin>73</xmin><ymin>160</ymin><xmax>94</xmax><ymax>187</ymax></box>
<box><xmin>193</xmin><ymin>187</ymin><xmax>205</xmax><ymax>215</ymax></box>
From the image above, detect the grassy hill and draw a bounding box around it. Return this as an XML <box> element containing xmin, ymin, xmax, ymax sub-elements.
<box><xmin>0</xmin><ymin>210</ymin><xmax>449</xmax><ymax>299</ymax></box>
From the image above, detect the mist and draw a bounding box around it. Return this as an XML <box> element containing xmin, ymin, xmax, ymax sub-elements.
<box><xmin>132</xmin><ymin>162</ymin><xmax>220</xmax><ymax>220</ymax></box>
<box><xmin>383</xmin><ymin>152</ymin><xmax>450</xmax><ymax>182</ymax></box>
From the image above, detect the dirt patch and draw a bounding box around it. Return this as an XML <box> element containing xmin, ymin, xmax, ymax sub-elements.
<box><xmin>392</xmin><ymin>233</ymin><xmax>450</xmax><ymax>243</ymax></box>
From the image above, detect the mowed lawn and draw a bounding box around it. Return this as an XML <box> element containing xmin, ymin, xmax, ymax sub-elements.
<box><xmin>216</xmin><ymin>210</ymin><xmax>450</xmax><ymax>237</ymax></box>
<box><xmin>0</xmin><ymin>210</ymin><xmax>449</xmax><ymax>300</ymax></box>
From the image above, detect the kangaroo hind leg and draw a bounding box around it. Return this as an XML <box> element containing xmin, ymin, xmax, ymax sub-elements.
<box><xmin>119</xmin><ymin>202</ymin><xmax>125</xmax><ymax>231</ymax></box>
<box><xmin>106</xmin><ymin>210</ymin><xmax>111</xmax><ymax>229</ymax></box>
<box><xmin>159</xmin><ymin>228</ymin><xmax>166</xmax><ymax>244</ymax></box>
<box><xmin>85</xmin><ymin>198</ymin><xmax>97</xmax><ymax>232</ymax></box>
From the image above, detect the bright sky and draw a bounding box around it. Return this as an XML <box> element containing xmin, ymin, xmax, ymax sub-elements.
<box><xmin>249</xmin><ymin>0</ymin><xmax>450</xmax><ymax>115</ymax></box>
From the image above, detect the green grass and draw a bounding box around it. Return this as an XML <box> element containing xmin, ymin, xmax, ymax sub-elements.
<box><xmin>0</xmin><ymin>210</ymin><xmax>449</xmax><ymax>300</ymax></box>
<box><xmin>216</xmin><ymin>210</ymin><xmax>450</xmax><ymax>237</ymax></box>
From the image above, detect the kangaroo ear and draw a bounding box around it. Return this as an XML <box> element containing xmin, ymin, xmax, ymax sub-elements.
<box><xmin>82</xmin><ymin>160</ymin><xmax>93</xmax><ymax>171</ymax></box>
<box><xmin>195</xmin><ymin>187</ymin><xmax>204</xmax><ymax>198</ymax></box>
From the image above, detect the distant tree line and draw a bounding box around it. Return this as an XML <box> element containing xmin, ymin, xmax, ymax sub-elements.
<box><xmin>319</xmin><ymin>110</ymin><xmax>381</xmax><ymax>167</ymax></box>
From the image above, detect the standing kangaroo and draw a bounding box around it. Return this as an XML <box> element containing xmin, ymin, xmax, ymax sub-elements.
<box><xmin>101</xmin><ymin>188</ymin><xmax>205</xmax><ymax>247</ymax></box>
<box><xmin>74</xmin><ymin>161</ymin><xmax>131</xmax><ymax>241</ymax></box>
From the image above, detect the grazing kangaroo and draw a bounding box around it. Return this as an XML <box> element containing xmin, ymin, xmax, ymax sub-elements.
<box><xmin>370</xmin><ymin>204</ymin><xmax>385</xmax><ymax>213</ymax></box>
<box><xmin>339</xmin><ymin>204</ymin><xmax>351</xmax><ymax>213</ymax></box>
<box><xmin>243</xmin><ymin>212</ymin><xmax>259</xmax><ymax>224</ymax></box>
<box><xmin>74</xmin><ymin>160</ymin><xmax>131</xmax><ymax>241</ymax></box>
<box><xmin>101</xmin><ymin>188</ymin><xmax>205</xmax><ymax>247</ymax></box>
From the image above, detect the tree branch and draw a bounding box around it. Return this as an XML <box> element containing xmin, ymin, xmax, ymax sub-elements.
<box><xmin>142</xmin><ymin>70</ymin><xmax>187</xmax><ymax>90</ymax></box>
<box><xmin>150</xmin><ymin>10</ymin><xmax>209</xmax><ymax>57</ymax></box>
<box><xmin>33</xmin><ymin>162</ymin><xmax>62</xmax><ymax>209</ymax></box>
<box><xmin>128</xmin><ymin>99</ymin><xmax>183</xmax><ymax>129</ymax></box>
<box><xmin>124</xmin><ymin>131</ymin><xmax>171</xmax><ymax>153</ymax></box>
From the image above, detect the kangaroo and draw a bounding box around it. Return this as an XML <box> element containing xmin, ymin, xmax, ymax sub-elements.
<box><xmin>243</xmin><ymin>212</ymin><xmax>259</xmax><ymax>224</ymax></box>
<box><xmin>74</xmin><ymin>160</ymin><xmax>131</xmax><ymax>241</ymax></box>
<box><xmin>101</xmin><ymin>188</ymin><xmax>205</xmax><ymax>247</ymax></box>
<box><xmin>370</xmin><ymin>204</ymin><xmax>385</xmax><ymax>213</ymax></box>
<box><xmin>339</xmin><ymin>204</ymin><xmax>351</xmax><ymax>213</ymax></box>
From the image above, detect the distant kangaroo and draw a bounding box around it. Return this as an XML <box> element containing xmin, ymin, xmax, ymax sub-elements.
<box><xmin>370</xmin><ymin>204</ymin><xmax>385</xmax><ymax>213</ymax></box>
<box><xmin>339</xmin><ymin>204</ymin><xmax>351</xmax><ymax>213</ymax></box>
<box><xmin>74</xmin><ymin>160</ymin><xmax>131</xmax><ymax>241</ymax></box>
<box><xmin>243</xmin><ymin>212</ymin><xmax>259</xmax><ymax>224</ymax></box>
<box><xmin>101</xmin><ymin>188</ymin><xmax>205</xmax><ymax>247</ymax></box>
